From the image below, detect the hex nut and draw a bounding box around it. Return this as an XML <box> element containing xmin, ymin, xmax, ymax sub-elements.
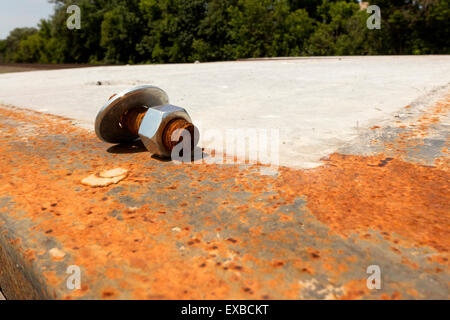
<box><xmin>138</xmin><ymin>104</ymin><xmax>193</xmax><ymax>158</ymax></box>
<box><xmin>95</xmin><ymin>85</ymin><xmax>169</xmax><ymax>144</ymax></box>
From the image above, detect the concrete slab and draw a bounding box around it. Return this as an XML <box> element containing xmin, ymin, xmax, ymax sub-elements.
<box><xmin>0</xmin><ymin>56</ymin><xmax>449</xmax><ymax>168</ymax></box>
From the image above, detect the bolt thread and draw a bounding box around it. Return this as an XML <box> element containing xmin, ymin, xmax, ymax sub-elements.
<box><xmin>120</xmin><ymin>107</ymin><xmax>148</xmax><ymax>136</ymax></box>
<box><xmin>163</xmin><ymin>119</ymin><xmax>198</xmax><ymax>152</ymax></box>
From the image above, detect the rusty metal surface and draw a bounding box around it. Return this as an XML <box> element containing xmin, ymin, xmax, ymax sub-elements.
<box><xmin>0</xmin><ymin>94</ymin><xmax>449</xmax><ymax>300</ymax></box>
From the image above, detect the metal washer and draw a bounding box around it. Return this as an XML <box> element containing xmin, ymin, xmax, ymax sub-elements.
<box><xmin>95</xmin><ymin>85</ymin><xmax>169</xmax><ymax>143</ymax></box>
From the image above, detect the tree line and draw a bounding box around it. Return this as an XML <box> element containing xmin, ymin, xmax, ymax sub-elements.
<box><xmin>0</xmin><ymin>0</ymin><xmax>448</xmax><ymax>64</ymax></box>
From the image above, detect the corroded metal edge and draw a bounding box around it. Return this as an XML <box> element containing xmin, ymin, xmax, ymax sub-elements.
<box><xmin>0</xmin><ymin>232</ymin><xmax>50</xmax><ymax>299</ymax></box>
<box><xmin>0</xmin><ymin>93</ymin><xmax>448</xmax><ymax>300</ymax></box>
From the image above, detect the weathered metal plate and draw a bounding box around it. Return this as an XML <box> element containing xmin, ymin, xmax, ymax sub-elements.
<box><xmin>0</xmin><ymin>94</ymin><xmax>448</xmax><ymax>300</ymax></box>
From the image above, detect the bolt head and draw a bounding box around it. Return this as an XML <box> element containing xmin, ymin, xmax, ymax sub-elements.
<box><xmin>138</xmin><ymin>104</ymin><xmax>192</xmax><ymax>158</ymax></box>
<box><xmin>95</xmin><ymin>85</ymin><xmax>169</xmax><ymax>144</ymax></box>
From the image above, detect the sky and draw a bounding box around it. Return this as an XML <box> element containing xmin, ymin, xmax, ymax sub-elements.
<box><xmin>0</xmin><ymin>0</ymin><xmax>55</xmax><ymax>39</ymax></box>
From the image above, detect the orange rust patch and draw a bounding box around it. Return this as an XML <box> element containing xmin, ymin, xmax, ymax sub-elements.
<box><xmin>276</xmin><ymin>153</ymin><xmax>449</xmax><ymax>253</ymax></box>
<box><xmin>105</xmin><ymin>268</ymin><xmax>124</xmax><ymax>280</ymax></box>
<box><xmin>340</xmin><ymin>280</ymin><xmax>369</xmax><ymax>300</ymax></box>
<box><xmin>381</xmin><ymin>291</ymin><xmax>402</xmax><ymax>300</ymax></box>
<box><xmin>0</xmin><ymin>93</ymin><xmax>448</xmax><ymax>299</ymax></box>
<box><xmin>101</xmin><ymin>288</ymin><xmax>118</xmax><ymax>299</ymax></box>
<box><xmin>387</xmin><ymin>96</ymin><xmax>450</xmax><ymax>158</ymax></box>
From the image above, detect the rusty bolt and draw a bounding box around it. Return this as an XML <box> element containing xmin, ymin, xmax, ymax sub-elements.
<box><xmin>95</xmin><ymin>85</ymin><xmax>199</xmax><ymax>158</ymax></box>
<box><xmin>122</xmin><ymin>104</ymin><xmax>199</xmax><ymax>158</ymax></box>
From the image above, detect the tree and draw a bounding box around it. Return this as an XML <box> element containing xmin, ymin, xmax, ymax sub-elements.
<box><xmin>0</xmin><ymin>0</ymin><xmax>448</xmax><ymax>64</ymax></box>
<box><xmin>0</xmin><ymin>40</ymin><xmax>6</xmax><ymax>63</ymax></box>
<box><xmin>227</xmin><ymin>0</ymin><xmax>294</xmax><ymax>58</ymax></box>
<box><xmin>138</xmin><ymin>0</ymin><xmax>209</xmax><ymax>63</ymax></box>
<box><xmin>101</xmin><ymin>1</ymin><xmax>144</xmax><ymax>63</ymax></box>
<box><xmin>0</xmin><ymin>27</ymin><xmax>38</xmax><ymax>62</ymax></box>
<box><xmin>192</xmin><ymin>0</ymin><xmax>238</xmax><ymax>62</ymax></box>
<box><xmin>307</xmin><ymin>1</ymin><xmax>360</xmax><ymax>55</ymax></box>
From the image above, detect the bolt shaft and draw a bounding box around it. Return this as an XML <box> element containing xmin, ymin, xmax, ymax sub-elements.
<box><xmin>120</xmin><ymin>107</ymin><xmax>147</xmax><ymax>136</ymax></box>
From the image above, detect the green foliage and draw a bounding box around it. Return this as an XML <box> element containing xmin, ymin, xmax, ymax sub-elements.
<box><xmin>101</xmin><ymin>2</ymin><xmax>143</xmax><ymax>63</ymax></box>
<box><xmin>308</xmin><ymin>1</ymin><xmax>365</xmax><ymax>55</ymax></box>
<box><xmin>0</xmin><ymin>40</ymin><xmax>6</xmax><ymax>63</ymax></box>
<box><xmin>0</xmin><ymin>27</ymin><xmax>38</xmax><ymax>62</ymax></box>
<box><xmin>138</xmin><ymin>0</ymin><xmax>210</xmax><ymax>63</ymax></box>
<box><xmin>0</xmin><ymin>0</ymin><xmax>448</xmax><ymax>64</ymax></box>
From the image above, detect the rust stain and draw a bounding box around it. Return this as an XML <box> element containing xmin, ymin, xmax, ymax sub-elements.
<box><xmin>277</xmin><ymin>153</ymin><xmax>449</xmax><ymax>253</ymax></box>
<box><xmin>0</xmin><ymin>94</ymin><xmax>448</xmax><ymax>300</ymax></box>
<box><xmin>389</xmin><ymin>96</ymin><xmax>450</xmax><ymax>160</ymax></box>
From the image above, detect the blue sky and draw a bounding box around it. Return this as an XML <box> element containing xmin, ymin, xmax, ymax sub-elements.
<box><xmin>0</xmin><ymin>0</ymin><xmax>55</xmax><ymax>39</ymax></box>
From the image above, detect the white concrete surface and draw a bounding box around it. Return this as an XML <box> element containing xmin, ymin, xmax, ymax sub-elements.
<box><xmin>0</xmin><ymin>56</ymin><xmax>449</xmax><ymax>168</ymax></box>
